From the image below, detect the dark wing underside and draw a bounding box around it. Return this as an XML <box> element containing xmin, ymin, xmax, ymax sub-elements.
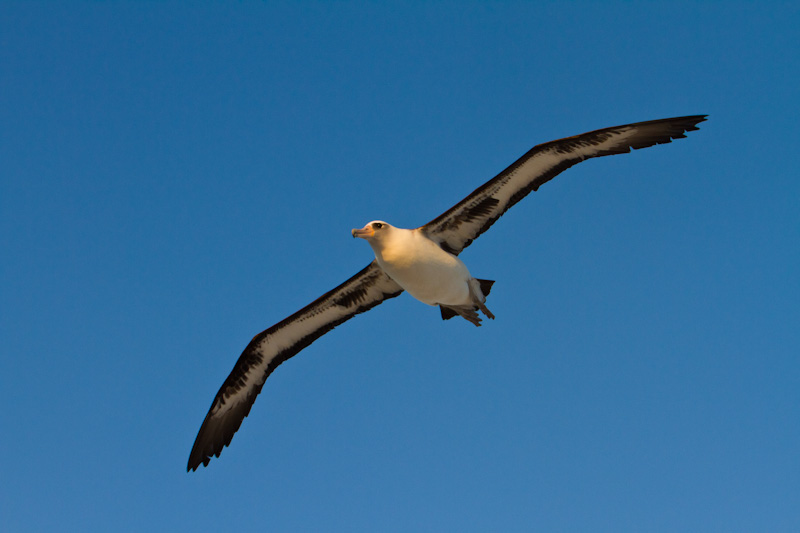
<box><xmin>422</xmin><ymin>115</ymin><xmax>707</xmax><ymax>255</ymax></box>
<box><xmin>187</xmin><ymin>261</ymin><xmax>402</xmax><ymax>471</ymax></box>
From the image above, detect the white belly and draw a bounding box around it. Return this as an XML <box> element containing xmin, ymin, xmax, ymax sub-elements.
<box><xmin>373</xmin><ymin>232</ymin><xmax>472</xmax><ymax>306</ymax></box>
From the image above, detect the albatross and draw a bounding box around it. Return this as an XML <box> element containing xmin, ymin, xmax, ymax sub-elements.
<box><xmin>188</xmin><ymin>115</ymin><xmax>706</xmax><ymax>471</ymax></box>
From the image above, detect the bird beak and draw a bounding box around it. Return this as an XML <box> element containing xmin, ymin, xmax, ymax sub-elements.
<box><xmin>351</xmin><ymin>225</ymin><xmax>374</xmax><ymax>239</ymax></box>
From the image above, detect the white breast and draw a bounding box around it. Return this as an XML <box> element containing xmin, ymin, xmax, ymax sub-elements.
<box><xmin>370</xmin><ymin>229</ymin><xmax>472</xmax><ymax>307</ymax></box>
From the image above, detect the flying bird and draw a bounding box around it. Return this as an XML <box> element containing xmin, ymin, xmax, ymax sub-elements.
<box><xmin>188</xmin><ymin>115</ymin><xmax>706</xmax><ymax>471</ymax></box>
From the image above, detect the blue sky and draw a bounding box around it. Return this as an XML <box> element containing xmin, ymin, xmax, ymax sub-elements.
<box><xmin>1</xmin><ymin>2</ymin><xmax>798</xmax><ymax>531</ymax></box>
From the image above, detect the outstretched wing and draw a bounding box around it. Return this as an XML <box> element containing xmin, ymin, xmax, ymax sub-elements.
<box><xmin>188</xmin><ymin>261</ymin><xmax>403</xmax><ymax>471</ymax></box>
<box><xmin>422</xmin><ymin>115</ymin><xmax>707</xmax><ymax>255</ymax></box>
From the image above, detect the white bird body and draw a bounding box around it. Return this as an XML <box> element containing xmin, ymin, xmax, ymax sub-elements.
<box><xmin>360</xmin><ymin>224</ymin><xmax>472</xmax><ymax>306</ymax></box>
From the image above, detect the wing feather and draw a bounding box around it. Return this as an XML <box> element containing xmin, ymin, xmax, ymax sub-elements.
<box><xmin>187</xmin><ymin>261</ymin><xmax>402</xmax><ymax>471</ymax></box>
<box><xmin>422</xmin><ymin>115</ymin><xmax>707</xmax><ymax>254</ymax></box>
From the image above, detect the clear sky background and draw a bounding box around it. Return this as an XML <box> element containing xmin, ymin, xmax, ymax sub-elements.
<box><xmin>2</xmin><ymin>2</ymin><xmax>798</xmax><ymax>531</ymax></box>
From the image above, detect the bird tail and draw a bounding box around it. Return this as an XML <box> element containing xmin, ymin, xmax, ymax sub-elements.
<box><xmin>477</xmin><ymin>279</ymin><xmax>495</xmax><ymax>298</ymax></box>
<box><xmin>439</xmin><ymin>279</ymin><xmax>496</xmax><ymax>325</ymax></box>
<box><xmin>472</xmin><ymin>278</ymin><xmax>495</xmax><ymax>321</ymax></box>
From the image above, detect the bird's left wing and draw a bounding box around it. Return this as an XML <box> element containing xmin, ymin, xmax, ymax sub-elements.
<box><xmin>422</xmin><ymin>115</ymin><xmax>706</xmax><ymax>255</ymax></box>
<box><xmin>188</xmin><ymin>261</ymin><xmax>403</xmax><ymax>471</ymax></box>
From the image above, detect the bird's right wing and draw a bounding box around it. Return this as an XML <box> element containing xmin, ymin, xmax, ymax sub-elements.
<box><xmin>188</xmin><ymin>261</ymin><xmax>403</xmax><ymax>471</ymax></box>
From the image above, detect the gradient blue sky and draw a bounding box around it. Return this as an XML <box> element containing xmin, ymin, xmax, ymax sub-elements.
<box><xmin>2</xmin><ymin>2</ymin><xmax>799</xmax><ymax>531</ymax></box>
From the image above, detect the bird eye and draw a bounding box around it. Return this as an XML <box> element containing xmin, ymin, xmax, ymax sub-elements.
<box><xmin>373</xmin><ymin>223</ymin><xmax>383</xmax><ymax>229</ymax></box>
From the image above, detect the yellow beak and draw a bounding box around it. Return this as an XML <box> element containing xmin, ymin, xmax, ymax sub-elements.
<box><xmin>351</xmin><ymin>226</ymin><xmax>374</xmax><ymax>239</ymax></box>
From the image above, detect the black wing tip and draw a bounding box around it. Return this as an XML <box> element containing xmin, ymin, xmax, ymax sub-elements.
<box><xmin>186</xmin><ymin>432</ymin><xmax>224</xmax><ymax>472</ymax></box>
<box><xmin>619</xmin><ymin>114</ymin><xmax>707</xmax><ymax>153</ymax></box>
<box><xmin>186</xmin><ymin>427</ymin><xmax>235</xmax><ymax>472</ymax></box>
<box><xmin>664</xmin><ymin>114</ymin><xmax>708</xmax><ymax>133</ymax></box>
<box><xmin>649</xmin><ymin>114</ymin><xmax>708</xmax><ymax>135</ymax></box>
<box><xmin>187</xmin><ymin>448</ymin><xmax>219</xmax><ymax>472</ymax></box>
<box><xmin>187</xmin><ymin>454</ymin><xmax>209</xmax><ymax>472</ymax></box>
<box><xmin>635</xmin><ymin>114</ymin><xmax>707</xmax><ymax>128</ymax></box>
<box><xmin>187</xmin><ymin>397</ymin><xmax>257</xmax><ymax>472</ymax></box>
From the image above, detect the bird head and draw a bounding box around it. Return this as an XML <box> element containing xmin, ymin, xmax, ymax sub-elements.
<box><xmin>351</xmin><ymin>220</ymin><xmax>392</xmax><ymax>242</ymax></box>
